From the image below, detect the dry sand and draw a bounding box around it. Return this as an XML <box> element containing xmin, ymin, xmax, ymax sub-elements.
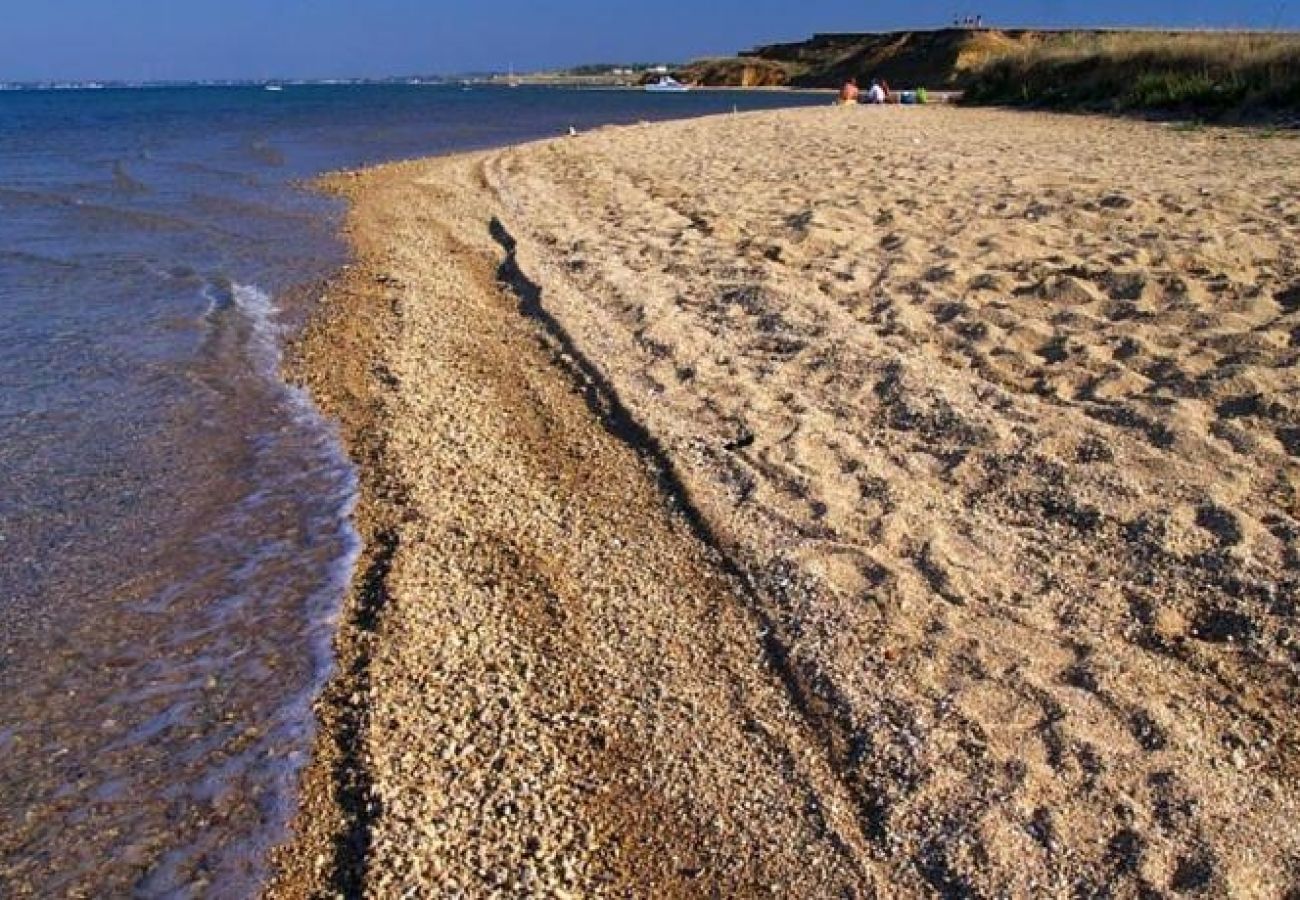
<box><xmin>270</xmin><ymin>107</ymin><xmax>1300</xmax><ymax>897</ymax></box>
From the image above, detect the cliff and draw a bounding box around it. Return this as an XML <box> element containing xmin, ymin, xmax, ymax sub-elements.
<box><xmin>676</xmin><ymin>28</ymin><xmax>1047</xmax><ymax>89</ymax></box>
<box><xmin>675</xmin><ymin>28</ymin><xmax>1300</xmax><ymax>110</ymax></box>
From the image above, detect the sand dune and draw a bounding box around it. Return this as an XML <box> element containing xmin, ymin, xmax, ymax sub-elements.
<box><xmin>276</xmin><ymin>107</ymin><xmax>1300</xmax><ymax>897</ymax></box>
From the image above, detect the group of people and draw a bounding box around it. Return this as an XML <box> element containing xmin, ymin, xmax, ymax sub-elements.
<box><xmin>838</xmin><ymin>77</ymin><xmax>887</xmax><ymax>105</ymax></box>
<box><xmin>954</xmin><ymin>13</ymin><xmax>985</xmax><ymax>27</ymax></box>
<box><xmin>837</xmin><ymin>77</ymin><xmax>930</xmax><ymax>107</ymax></box>
<box><xmin>838</xmin><ymin>78</ymin><xmax>905</xmax><ymax>105</ymax></box>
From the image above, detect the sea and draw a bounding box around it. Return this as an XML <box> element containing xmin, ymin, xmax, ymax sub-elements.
<box><xmin>0</xmin><ymin>83</ymin><xmax>827</xmax><ymax>897</ymax></box>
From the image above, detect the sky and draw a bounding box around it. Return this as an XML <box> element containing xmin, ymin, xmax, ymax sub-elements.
<box><xmin>2</xmin><ymin>0</ymin><xmax>1296</xmax><ymax>82</ymax></box>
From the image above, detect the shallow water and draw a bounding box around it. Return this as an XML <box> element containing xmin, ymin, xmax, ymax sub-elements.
<box><xmin>0</xmin><ymin>84</ymin><xmax>827</xmax><ymax>896</ymax></box>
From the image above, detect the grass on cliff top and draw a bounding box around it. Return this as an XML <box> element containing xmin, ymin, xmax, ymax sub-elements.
<box><xmin>962</xmin><ymin>31</ymin><xmax>1300</xmax><ymax>117</ymax></box>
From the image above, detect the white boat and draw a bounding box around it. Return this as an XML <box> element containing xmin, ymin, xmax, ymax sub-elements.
<box><xmin>645</xmin><ymin>76</ymin><xmax>690</xmax><ymax>93</ymax></box>
<box><xmin>264</xmin><ymin>84</ymin><xmax>284</xmax><ymax>92</ymax></box>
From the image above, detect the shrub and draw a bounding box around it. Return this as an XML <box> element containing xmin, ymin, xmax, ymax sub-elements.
<box><xmin>962</xmin><ymin>31</ymin><xmax>1300</xmax><ymax>117</ymax></box>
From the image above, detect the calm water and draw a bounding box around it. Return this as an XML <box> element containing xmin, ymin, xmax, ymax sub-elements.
<box><xmin>0</xmin><ymin>84</ymin><xmax>827</xmax><ymax>897</ymax></box>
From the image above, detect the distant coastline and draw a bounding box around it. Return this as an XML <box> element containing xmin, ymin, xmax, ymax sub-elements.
<box><xmin>0</xmin><ymin>77</ymin><xmax>466</xmax><ymax>91</ymax></box>
<box><xmin>0</xmin><ymin>77</ymin><xmax>833</xmax><ymax>94</ymax></box>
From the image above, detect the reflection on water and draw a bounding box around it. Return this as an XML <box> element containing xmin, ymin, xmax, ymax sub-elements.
<box><xmin>0</xmin><ymin>84</ymin><xmax>828</xmax><ymax>895</ymax></box>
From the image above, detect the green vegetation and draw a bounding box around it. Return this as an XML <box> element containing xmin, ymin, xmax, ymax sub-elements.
<box><xmin>961</xmin><ymin>31</ymin><xmax>1300</xmax><ymax>117</ymax></box>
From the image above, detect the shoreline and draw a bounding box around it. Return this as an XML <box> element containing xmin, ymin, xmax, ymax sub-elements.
<box><xmin>268</xmin><ymin>107</ymin><xmax>1300</xmax><ymax>895</ymax></box>
<box><xmin>267</xmin><ymin>163</ymin><xmax>413</xmax><ymax>897</ymax></box>
<box><xmin>265</xmin><ymin>147</ymin><xmax>875</xmax><ymax>896</ymax></box>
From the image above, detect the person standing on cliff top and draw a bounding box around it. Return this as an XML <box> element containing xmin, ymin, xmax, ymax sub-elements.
<box><xmin>838</xmin><ymin>78</ymin><xmax>860</xmax><ymax>105</ymax></box>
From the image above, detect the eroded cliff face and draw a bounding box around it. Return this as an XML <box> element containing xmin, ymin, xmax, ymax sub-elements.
<box><xmin>677</xmin><ymin>28</ymin><xmax>1280</xmax><ymax>90</ymax></box>
<box><xmin>676</xmin><ymin>28</ymin><xmax>1038</xmax><ymax>88</ymax></box>
<box><xmin>645</xmin><ymin>58</ymin><xmax>793</xmax><ymax>87</ymax></box>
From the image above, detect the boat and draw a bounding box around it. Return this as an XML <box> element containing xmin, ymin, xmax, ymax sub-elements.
<box><xmin>264</xmin><ymin>84</ymin><xmax>284</xmax><ymax>92</ymax></box>
<box><xmin>645</xmin><ymin>76</ymin><xmax>690</xmax><ymax>93</ymax></box>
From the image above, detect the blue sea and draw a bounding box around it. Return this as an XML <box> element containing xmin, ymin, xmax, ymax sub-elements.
<box><xmin>0</xmin><ymin>84</ymin><xmax>827</xmax><ymax>897</ymax></box>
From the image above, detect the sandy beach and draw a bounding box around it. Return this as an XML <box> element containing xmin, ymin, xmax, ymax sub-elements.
<box><xmin>269</xmin><ymin>106</ymin><xmax>1300</xmax><ymax>897</ymax></box>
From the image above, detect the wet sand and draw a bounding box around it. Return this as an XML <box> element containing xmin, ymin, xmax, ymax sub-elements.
<box><xmin>271</xmin><ymin>107</ymin><xmax>1300</xmax><ymax>897</ymax></box>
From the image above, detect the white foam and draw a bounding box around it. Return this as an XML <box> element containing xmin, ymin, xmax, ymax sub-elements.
<box><xmin>191</xmin><ymin>279</ymin><xmax>364</xmax><ymax>891</ymax></box>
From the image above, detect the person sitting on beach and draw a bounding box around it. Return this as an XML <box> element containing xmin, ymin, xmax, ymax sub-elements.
<box><xmin>838</xmin><ymin>78</ymin><xmax>860</xmax><ymax>105</ymax></box>
<box><xmin>866</xmin><ymin>80</ymin><xmax>887</xmax><ymax>104</ymax></box>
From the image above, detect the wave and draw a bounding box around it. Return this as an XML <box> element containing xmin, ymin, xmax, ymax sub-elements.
<box><xmin>0</xmin><ymin>186</ymin><xmax>202</xmax><ymax>233</ymax></box>
<box><xmin>190</xmin><ymin>278</ymin><xmax>362</xmax><ymax>890</ymax></box>
<box><xmin>0</xmin><ymin>186</ymin><xmax>230</xmax><ymax>239</ymax></box>
<box><xmin>186</xmin><ymin>191</ymin><xmax>321</xmax><ymax>226</ymax></box>
<box><xmin>0</xmin><ymin>185</ymin><xmax>79</xmax><ymax>208</ymax></box>
<box><xmin>0</xmin><ymin>249</ymin><xmax>82</xmax><ymax>271</ymax></box>
<box><xmin>200</xmin><ymin>280</ymin><xmax>286</xmax><ymax>380</ymax></box>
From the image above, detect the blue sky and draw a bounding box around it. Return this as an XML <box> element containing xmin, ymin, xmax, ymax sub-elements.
<box><xmin>3</xmin><ymin>0</ymin><xmax>1296</xmax><ymax>81</ymax></box>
